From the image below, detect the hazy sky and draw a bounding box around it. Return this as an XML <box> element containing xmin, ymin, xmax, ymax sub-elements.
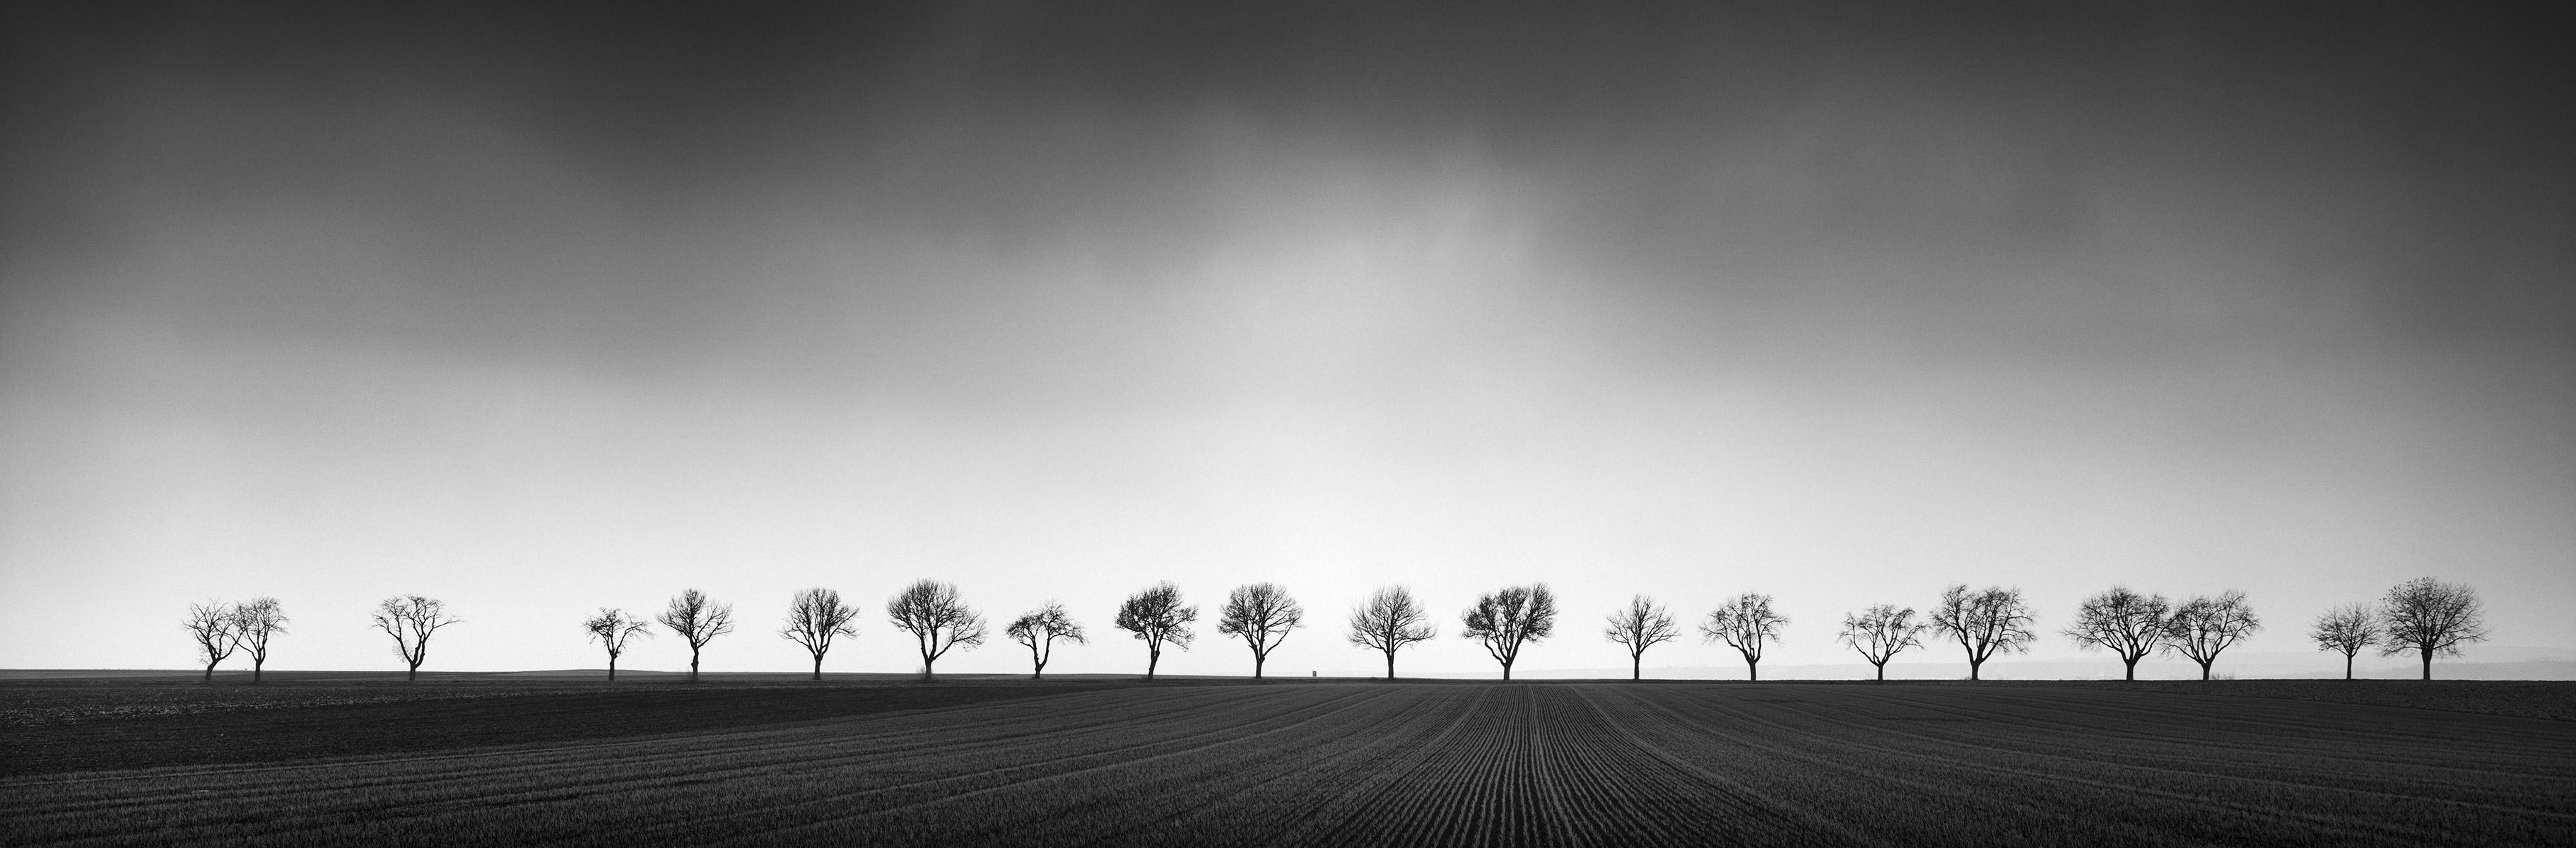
<box><xmin>4</xmin><ymin>4</ymin><xmax>2569</xmax><ymax>677</ymax></box>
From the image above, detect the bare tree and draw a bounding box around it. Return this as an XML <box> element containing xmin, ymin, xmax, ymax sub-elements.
<box><xmin>2162</xmin><ymin>589</ymin><xmax>2260</xmax><ymax>680</ymax></box>
<box><xmin>1007</xmin><ymin>602</ymin><xmax>1087</xmax><ymax>680</ymax></box>
<box><xmin>184</xmin><ymin>601</ymin><xmax>240</xmax><ymax>681</ymax></box>
<box><xmin>583</xmin><ymin>608</ymin><xmax>652</xmax><ymax>681</ymax></box>
<box><xmin>232</xmin><ymin>597</ymin><xmax>288</xmax><ymax>683</ymax></box>
<box><xmin>1928</xmin><ymin>584</ymin><xmax>2035</xmax><ymax>681</ymax></box>
<box><xmin>1837</xmin><ymin>604</ymin><xmax>1926</xmax><ymax>681</ymax></box>
<box><xmin>2308</xmin><ymin>601</ymin><xmax>2381</xmax><ymax>680</ymax></box>
<box><xmin>371</xmin><ymin>595</ymin><xmax>459</xmax><ymax>681</ymax></box>
<box><xmin>1462</xmin><ymin>584</ymin><xmax>1557</xmax><ymax>681</ymax></box>
<box><xmin>657</xmin><ymin>589</ymin><xmax>734</xmax><ymax>683</ymax></box>
<box><xmin>780</xmin><ymin>587</ymin><xmax>859</xmax><ymax>680</ymax></box>
<box><xmin>1700</xmin><ymin>592</ymin><xmax>1788</xmax><ymax>681</ymax></box>
<box><xmin>1114</xmin><ymin>582</ymin><xmax>1197</xmax><ymax>680</ymax></box>
<box><xmin>2378</xmin><ymin>577</ymin><xmax>2488</xmax><ymax>681</ymax></box>
<box><xmin>1217</xmin><ymin>583</ymin><xmax>1304</xmax><ymax>679</ymax></box>
<box><xmin>888</xmin><ymin>579</ymin><xmax>987</xmax><ymax>679</ymax></box>
<box><xmin>1346</xmin><ymin>585</ymin><xmax>1436</xmax><ymax>679</ymax></box>
<box><xmin>2063</xmin><ymin>586</ymin><xmax>2170</xmax><ymax>681</ymax></box>
<box><xmin>1601</xmin><ymin>594</ymin><xmax>1678</xmax><ymax>681</ymax></box>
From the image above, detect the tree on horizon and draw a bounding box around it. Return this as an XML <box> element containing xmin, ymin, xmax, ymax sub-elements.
<box><xmin>184</xmin><ymin>601</ymin><xmax>240</xmax><ymax>682</ymax></box>
<box><xmin>2307</xmin><ymin>602</ymin><xmax>2380</xmax><ymax>680</ymax></box>
<box><xmin>1008</xmin><ymin>601</ymin><xmax>1086</xmax><ymax>680</ymax></box>
<box><xmin>1602</xmin><ymin>594</ymin><xmax>1678</xmax><ymax>681</ymax></box>
<box><xmin>2064</xmin><ymin>586</ymin><xmax>2170</xmax><ymax>681</ymax></box>
<box><xmin>1114</xmin><ymin>582</ymin><xmax>1197</xmax><ymax>681</ymax></box>
<box><xmin>2378</xmin><ymin>577</ymin><xmax>2488</xmax><ymax>681</ymax></box>
<box><xmin>233</xmin><ymin>597</ymin><xmax>288</xmax><ymax>683</ymax></box>
<box><xmin>1217</xmin><ymin>583</ymin><xmax>1303</xmax><ymax>679</ymax></box>
<box><xmin>779</xmin><ymin>587</ymin><xmax>858</xmax><ymax>681</ymax></box>
<box><xmin>657</xmin><ymin>589</ymin><xmax>734</xmax><ymax>683</ymax></box>
<box><xmin>1347</xmin><ymin>585</ymin><xmax>1436</xmax><ymax>680</ymax></box>
<box><xmin>1462</xmin><ymin>584</ymin><xmax>1556</xmax><ymax>681</ymax></box>
<box><xmin>1929</xmin><ymin>584</ymin><xmax>2034</xmax><ymax>681</ymax></box>
<box><xmin>371</xmin><ymin>595</ymin><xmax>459</xmax><ymax>681</ymax></box>
<box><xmin>888</xmin><ymin>579</ymin><xmax>988</xmax><ymax>680</ymax></box>
<box><xmin>1837</xmin><ymin>604</ymin><xmax>1926</xmax><ymax>681</ymax></box>
<box><xmin>2163</xmin><ymin>590</ymin><xmax>2260</xmax><ymax>680</ymax></box>
<box><xmin>582</xmin><ymin>608</ymin><xmax>651</xmax><ymax>681</ymax></box>
<box><xmin>1701</xmin><ymin>592</ymin><xmax>1787</xmax><ymax>681</ymax></box>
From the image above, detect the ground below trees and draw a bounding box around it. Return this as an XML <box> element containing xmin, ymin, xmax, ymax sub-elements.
<box><xmin>4</xmin><ymin>676</ymin><xmax>2570</xmax><ymax>847</ymax></box>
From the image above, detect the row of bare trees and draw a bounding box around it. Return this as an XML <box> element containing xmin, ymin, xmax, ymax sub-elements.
<box><xmin>183</xmin><ymin>598</ymin><xmax>288</xmax><ymax>681</ymax></box>
<box><xmin>2060</xmin><ymin>587</ymin><xmax>2263</xmax><ymax>681</ymax></box>
<box><xmin>184</xmin><ymin>577</ymin><xmax>2493</xmax><ymax>681</ymax></box>
<box><xmin>2308</xmin><ymin>577</ymin><xmax>2490</xmax><ymax>681</ymax></box>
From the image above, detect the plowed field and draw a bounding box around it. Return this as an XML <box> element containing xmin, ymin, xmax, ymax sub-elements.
<box><xmin>6</xmin><ymin>681</ymin><xmax>2570</xmax><ymax>847</ymax></box>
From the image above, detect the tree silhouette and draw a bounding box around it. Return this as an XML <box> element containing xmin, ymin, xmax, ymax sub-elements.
<box><xmin>1007</xmin><ymin>602</ymin><xmax>1086</xmax><ymax>680</ymax></box>
<box><xmin>1837</xmin><ymin>604</ymin><xmax>1925</xmax><ymax>681</ymax></box>
<box><xmin>583</xmin><ymin>608</ymin><xmax>652</xmax><ymax>681</ymax></box>
<box><xmin>2064</xmin><ymin>586</ymin><xmax>2170</xmax><ymax>681</ymax></box>
<box><xmin>1601</xmin><ymin>594</ymin><xmax>1678</xmax><ymax>681</ymax></box>
<box><xmin>2162</xmin><ymin>590</ymin><xmax>2259</xmax><ymax>680</ymax></box>
<box><xmin>1700</xmin><ymin>592</ymin><xmax>1787</xmax><ymax>681</ymax></box>
<box><xmin>1217</xmin><ymin>583</ymin><xmax>1303</xmax><ymax>679</ymax></box>
<box><xmin>779</xmin><ymin>587</ymin><xmax>859</xmax><ymax>681</ymax></box>
<box><xmin>2378</xmin><ymin>577</ymin><xmax>2488</xmax><ymax>680</ymax></box>
<box><xmin>184</xmin><ymin>601</ymin><xmax>240</xmax><ymax>681</ymax></box>
<box><xmin>1462</xmin><ymin>584</ymin><xmax>1556</xmax><ymax>681</ymax></box>
<box><xmin>232</xmin><ymin>597</ymin><xmax>287</xmax><ymax>683</ymax></box>
<box><xmin>371</xmin><ymin>595</ymin><xmax>458</xmax><ymax>681</ymax></box>
<box><xmin>888</xmin><ymin>579</ymin><xmax>987</xmax><ymax>679</ymax></box>
<box><xmin>1346</xmin><ymin>585</ymin><xmax>1436</xmax><ymax>680</ymax></box>
<box><xmin>1114</xmin><ymin>582</ymin><xmax>1197</xmax><ymax>680</ymax></box>
<box><xmin>1929</xmin><ymin>584</ymin><xmax>2034</xmax><ymax>681</ymax></box>
<box><xmin>657</xmin><ymin>589</ymin><xmax>734</xmax><ymax>683</ymax></box>
<box><xmin>2307</xmin><ymin>601</ymin><xmax>2381</xmax><ymax>680</ymax></box>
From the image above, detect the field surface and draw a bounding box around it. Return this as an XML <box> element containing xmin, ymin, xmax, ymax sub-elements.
<box><xmin>5</xmin><ymin>677</ymin><xmax>2572</xmax><ymax>847</ymax></box>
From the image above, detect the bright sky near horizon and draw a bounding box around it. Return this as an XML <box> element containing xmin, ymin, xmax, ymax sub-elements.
<box><xmin>3</xmin><ymin>4</ymin><xmax>2570</xmax><ymax>678</ymax></box>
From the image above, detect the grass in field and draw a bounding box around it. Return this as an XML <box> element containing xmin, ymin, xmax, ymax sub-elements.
<box><xmin>3</xmin><ymin>678</ymin><xmax>2570</xmax><ymax>847</ymax></box>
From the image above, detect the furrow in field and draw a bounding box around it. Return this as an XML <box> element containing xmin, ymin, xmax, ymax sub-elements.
<box><xmin>5</xmin><ymin>686</ymin><xmax>1356</xmax><ymax>847</ymax></box>
<box><xmin>1845</xmin><ymin>687</ymin><xmax>2576</xmax><ymax>817</ymax></box>
<box><xmin>1644</xmin><ymin>685</ymin><xmax>2568</xmax><ymax>846</ymax></box>
<box><xmin>1864</xmin><ymin>685</ymin><xmax>2576</xmax><ymax>784</ymax></box>
<box><xmin>702</xmin><ymin>686</ymin><xmax>1404</xmax><ymax>847</ymax></box>
<box><xmin>1647</xmin><ymin>686</ymin><xmax>2416</xmax><ymax>846</ymax></box>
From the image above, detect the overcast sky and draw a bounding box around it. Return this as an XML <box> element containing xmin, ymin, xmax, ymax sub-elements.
<box><xmin>4</xmin><ymin>4</ymin><xmax>2569</xmax><ymax>678</ymax></box>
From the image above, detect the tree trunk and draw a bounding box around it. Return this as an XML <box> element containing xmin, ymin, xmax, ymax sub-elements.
<box><xmin>1146</xmin><ymin>646</ymin><xmax>1160</xmax><ymax>681</ymax></box>
<box><xmin>689</xmin><ymin>652</ymin><xmax>700</xmax><ymax>683</ymax></box>
<box><xmin>1254</xmin><ymin>653</ymin><xmax>1265</xmax><ymax>680</ymax></box>
<box><xmin>1384</xmin><ymin>652</ymin><xmax>1395</xmax><ymax>681</ymax></box>
<box><xmin>922</xmin><ymin>653</ymin><xmax>935</xmax><ymax>681</ymax></box>
<box><xmin>1748</xmin><ymin>659</ymin><xmax>1759</xmax><ymax>682</ymax></box>
<box><xmin>2421</xmin><ymin>647</ymin><xmax>2433</xmax><ymax>681</ymax></box>
<box><xmin>1501</xmin><ymin>660</ymin><xmax>1512</xmax><ymax>681</ymax></box>
<box><xmin>1968</xmin><ymin>658</ymin><xmax>1982</xmax><ymax>681</ymax></box>
<box><xmin>203</xmin><ymin>661</ymin><xmax>217</xmax><ymax>681</ymax></box>
<box><xmin>811</xmin><ymin>656</ymin><xmax>822</xmax><ymax>681</ymax></box>
<box><xmin>1874</xmin><ymin>661</ymin><xmax>1886</xmax><ymax>681</ymax></box>
<box><xmin>608</xmin><ymin>656</ymin><xmax>618</xmax><ymax>681</ymax></box>
<box><xmin>253</xmin><ymin>659</ymin><xmax>264</xmax><ymax>683</ymax></box>
<box><xmin>406</xmin><ymin>664</ymin><xmax>418</xmax><ymax>681</ymax></box>
<box><xmin>2343</xmin><ymin>653</ymin><xmax>2353</xmax><ymax>681</ymax></box>
<box><xmin>2123</xmin><ymin>656</ymin><xmax>2137</xmax><ymax>681</ymax></box>
<box><xmin>2198</xmin><ymin>660</ymin><xmax>2213</xmax><ymax>681</ymax></box>
<box><xmin>1632</xmin><ymin>654</ymin><xmax>1641</xmax><ymax>681</ymax></box>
